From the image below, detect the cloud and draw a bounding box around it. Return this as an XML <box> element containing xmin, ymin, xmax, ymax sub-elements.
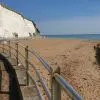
<box><xmin>37</xmin><ymin>16</ymin><xmax>100</xmax><ymax>35</ymax></box>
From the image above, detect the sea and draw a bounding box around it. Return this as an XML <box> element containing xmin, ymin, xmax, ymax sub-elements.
<box><xmin>45</xmin><ymin>34</ymin><xmax>100</xmax><ymax>40</ymax></box>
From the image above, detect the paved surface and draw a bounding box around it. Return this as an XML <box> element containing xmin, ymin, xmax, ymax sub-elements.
<box><xmin>0</xmin><ymin>59</ymin><xmax>23</xmax><ymax>100</ymax></box>
<box><xmin>0</xmin><ymin>53</ymin><xmax>41</xmax><ymax>100</ymax></box>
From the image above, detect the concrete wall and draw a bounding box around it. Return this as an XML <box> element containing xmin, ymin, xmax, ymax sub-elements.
<box><xmin>0</xmin><ymin>4</ymin><xmax>39</xmax><ymax>38</ymax></box>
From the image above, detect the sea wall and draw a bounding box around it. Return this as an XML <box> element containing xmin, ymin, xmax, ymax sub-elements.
<box><xmin>0</xmin><ymin>4</ymin><xmax>39</xmax><ymax>38</ymax></box>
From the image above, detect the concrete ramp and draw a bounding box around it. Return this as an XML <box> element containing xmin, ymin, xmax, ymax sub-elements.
<box><xmin>21</xmin><ymin>86</ymin><xmax>40</xmax><ymax>100</ymax></box>
<box><xmin>0</xmin><ymin>53</ymin><xmax>41</xmax><ymax>100</ymax></box>
<box><xmin>0</xmin><ymin>56</ymin><xmax>23</xmax><ymax>100</ymax></box>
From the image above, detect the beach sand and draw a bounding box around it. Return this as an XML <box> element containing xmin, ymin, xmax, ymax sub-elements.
<box><xmin>19</xmin><ymin>38</ymin><xmax>100</xmax><ymax>100</ymax></box>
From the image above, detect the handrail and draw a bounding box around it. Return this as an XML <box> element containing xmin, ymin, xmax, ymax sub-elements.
<box><xmin>18</xmin><ymin>43</ymin><xmax>26</xmax><ymax>48</ymax></box>
<box><xmin>54</xmin><ymin>73</ymin><xmax>83</xmax><ymax>100</ymax></box>
<box><xmin>28</xmin><ymin>49</ymin><xmax>52</xmax><ymax>73</ymax></box>
<box><xmin>8</xmin><ymin>51</ymin><xmax>25</xmax><ymax>68</ymax></box>
<box><xmin>0</xmin><ymin>40</ymin><xmax>83</xmax><ymax>100</ymax></box>
<box><xmin>9</xmin><ymin>45</ymin><xmax>17</xmax><ymax>51</ymax></box>
<box><xmin>27</xmin><ymin>71</ymin><xmax>44</xmax><ymax>100</ymax></box>
<box><xmin>19</xmin><ymin>42</ymin><xmax>52</xmax><ymax>73</ymax></box>
<box><xmin>17</xmin><ymin>57</ymin><xmax>26</xmax><ymax>69</ymax></box>
<box><xmin>18</xmin><ymin>50</ymin><xmax>26</xmax><ymax>59</ymax></box>
<box><xmin>28</xmin><ymin>61</ymin><xmax>51</xmax><ymax>100</ymax></box>
<box><xmin>10</xmin><ymin>41</ymin><xmax>51</xmax><ymax>100</ymax></box>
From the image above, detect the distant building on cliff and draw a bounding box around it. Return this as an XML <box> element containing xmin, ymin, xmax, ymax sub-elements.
<box><xmin>0</xmin><ymin>3</ymin><xmax>40</xmax><ymax>38</ymax></box>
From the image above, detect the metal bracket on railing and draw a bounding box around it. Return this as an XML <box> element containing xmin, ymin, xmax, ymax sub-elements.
<box><xmin>54</xmin><ymin>74</ymin><xmax>83</xmax><ymax>100</ymax></box>
<box><xmin>51</xmin><ymin>67</ymin><xmax>61</xmax><ymax>100</ymax></box>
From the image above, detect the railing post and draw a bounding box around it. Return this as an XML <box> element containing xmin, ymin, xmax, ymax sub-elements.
<box><xmin>2</xmin><ymin>41</ymin><xmax>4</xmax><ymax>53</ymax></box>
<box><xmin>25</xmin><ymin>45</ymin><xmax>29</xmax><ymax>86</ymax></box>
<box><xmin>51</xmin><ymin>67</ymin><xmax>61</xmax><ymax>100</ymax></box>
<box><xmin>8</xmin><ymin>40</ymin><xmax>11</xmax><ymax>57</ymax></box>
<box><xmin>15</xmin><ymin>42</ymin><xmax>19</xmax><ymax>66</ymax></box>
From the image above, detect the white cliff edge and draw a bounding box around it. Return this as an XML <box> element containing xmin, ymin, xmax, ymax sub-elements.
<box><xmin>0</xmin><ymin>3</ymin><xmax>40</xmax><ymax>38</ymax></box>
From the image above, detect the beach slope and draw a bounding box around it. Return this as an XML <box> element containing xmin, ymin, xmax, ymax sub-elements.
<box><xmin>19</xmin><ymin>38</ymin><xmax>100</xmax><ymax>100</ymax></box>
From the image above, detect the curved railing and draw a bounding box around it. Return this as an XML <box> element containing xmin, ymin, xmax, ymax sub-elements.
<box><xmin>0</xmin><ymin>39</ymin><xmax>83</xmax><ymax>100</ymax></box>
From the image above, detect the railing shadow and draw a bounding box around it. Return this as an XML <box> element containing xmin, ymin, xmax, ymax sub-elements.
<box><xmin>0</xmin><ymin>54</ymin><xmax>23</xmax><ymax>100</ymax></box>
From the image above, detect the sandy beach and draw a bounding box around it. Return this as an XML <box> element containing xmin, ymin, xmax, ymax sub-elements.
<box><xmin>18</xmin><ymin>38</ymin><xmax>100</xmax><ymax>100</ymax></box>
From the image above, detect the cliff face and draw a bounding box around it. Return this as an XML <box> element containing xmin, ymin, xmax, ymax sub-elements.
<box><xmin>0</xmin><ymin>3</ymin><xmax>40</xmax><ymax>38</ymax></box>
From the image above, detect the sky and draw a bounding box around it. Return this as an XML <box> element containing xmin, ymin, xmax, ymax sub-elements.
<box><xmin>2</xmin><ymin>0</ymin><xmax>100</xmax><ymax>35</ymax></box>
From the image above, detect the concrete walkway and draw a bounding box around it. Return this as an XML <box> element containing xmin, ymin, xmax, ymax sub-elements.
<box><xmin>0</xmin><ymin>59</ymin><xmax>23</xmax><ymax>100</ymax></box>
<box><xmin>0</xmin><ymin>53</ymin><xmax>40</xmax><ymax>100</ymax></box>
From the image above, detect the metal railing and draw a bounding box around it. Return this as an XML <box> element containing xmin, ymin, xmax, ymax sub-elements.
<box><xmin>0</xmin><ymin>39</ymin><xmax>83</xmax><ymax>100</ymax></box>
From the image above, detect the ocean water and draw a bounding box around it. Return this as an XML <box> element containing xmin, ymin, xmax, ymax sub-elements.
<box><xmin>46</xmin><ymin>34</ymin><xmax>100</xmax><ymax>40</ymax></box>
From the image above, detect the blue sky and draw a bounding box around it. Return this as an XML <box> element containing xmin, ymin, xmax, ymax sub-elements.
<box><xmin>2</xmin><ymin>0</ymin><xmax>100</xmax><ymax>35</ymax></box>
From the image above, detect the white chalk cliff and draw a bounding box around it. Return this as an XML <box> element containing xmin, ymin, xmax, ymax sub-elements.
<box><xmin>0</xmin><ymin>3</ymin><xmax>40</xmax><ymax>38</ymax></box>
